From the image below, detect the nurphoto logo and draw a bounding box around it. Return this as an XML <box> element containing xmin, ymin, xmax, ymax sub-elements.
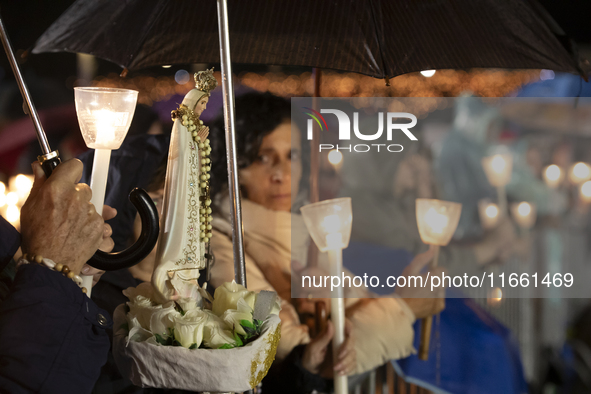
<box><xmin>303</xmin><ymin>107</ymin><xmax>418</xmax><ymax>153</ymax></box>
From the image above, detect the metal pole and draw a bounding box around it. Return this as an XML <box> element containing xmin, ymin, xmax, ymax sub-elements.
<box><xmin>0</xmin><ymin>15</ymin><xmax>51</xmax><ymax>155</ymax></box>
<box><xmin>216</xmin><ymin>0</ymin><xmax>247</xmax><ymax>288</ymax></box>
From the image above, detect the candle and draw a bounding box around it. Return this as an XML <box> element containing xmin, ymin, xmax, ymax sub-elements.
<box><xmin>581</xmin><ymin>181</ymin><xmax>591</xmax><ymax>203</ymax></box>
<box><xmin>328</xmin><ymin>149</ymin><xmax>343</xmax><ymax>171</ymax></box>
<box><xmin>543</xmin><ymin>165</ymin><xmax>563</xmax><ymax>189</ymax></box>
<box><xmin>75</xmin><ymin>87</ymin><xmax>138</xmax><ymax>295</ymax></box>
<box><xmin>482</xmin><ymin>153</ymin><xmax>512</xmax><ymax>216</ymax></box>
<box><xmin>482</xmin><ymin>154</ymin><xmax>512</xmax><ymax>187</ymax></box>
<box><xmin>478</xmin><ymin>200</ymin><xmax>500</xmax><ymax>229</ymax></box>
<box><xmin>415</xmin><ymin>198</ymin><xmax>462</xmax><ymax>360</ymax></box>
<box><xmin>301</xmin><ymin>198</ymin><xmax>352</xmax><ymax>394</ymax></box>
<box><xmin>510</xmin><ymin>202</ymin><xmax>536</xmax><ymax>230</ymax></box>
<box><xmin>569</xmin><ymin>162</ymin><xmax>591</xmax><ymax>184</ymax></box>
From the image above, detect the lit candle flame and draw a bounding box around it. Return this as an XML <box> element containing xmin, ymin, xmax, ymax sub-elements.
<box><xmin>485</xmin><ymin>204</ymin><xmax>499</xmax><ymax>219</ymax></box>
<box><xmin>517</xmin><ymin>202</ymin><xmax>531</xmax><ymax>216</ymax></box>
<box><xmin>569</xmin><ymin>162</ymin><xmax>591</xmax><ymax>184</ymax></box>
<box><xmin>424</xmin><ymin>207</ymin><xmax>449</xmax><ymax>234</ymax></box>
<box><xmin>322</xmin><ymin>214</ymin><xmax>341</xmax><ymax>234</ymax></box>
<box><xmin>580</xmin><ymin>181</ymin><xmax>591</xmax><ymax>202</ymax></box>
<box><xmin>490</xmin><ymin>155</ymin><xmax>507</xmax><ymax>174</ymax></box>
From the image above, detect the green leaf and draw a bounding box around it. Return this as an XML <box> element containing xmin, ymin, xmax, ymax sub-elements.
<box><xmin>189</xmin><ymin>343</ymin><xmax>198</xmax><ymax>350</ymax></box>
<box><xmin>233</xmin><ymin>332</ymin><xmax>244</xmax><ymax>347</ymax></box>
<box><xmin>240</xmin><ymin>319</ymin><xmax>255</xmax><ymax>329</ymax></box>
<box><xmin>154</xmin><ymin>333</ymin><xmax>168</xmax><ymax>346</ymax></box>
<box><xmin>219</xmin><ymin>343</ymin><xmax>234</xmax><ymax>349</ymax></box>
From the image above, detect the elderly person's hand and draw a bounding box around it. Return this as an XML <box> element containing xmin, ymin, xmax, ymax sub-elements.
<box><xmin>395</xmin><ymin>247</ymin><xmax>446</xmax><ymax>319</ymax></box>
<box><xmin>79</xmin><ymin>204</ymin><xmax>117</xmax><ymax>286</ymax></box>
<box><xmin>302</xmin><ymin>319</ymin><xmax>356</xmax><ymax>377</ymax></box>
<box><xmin>20</xmin><ymin>159</ymin><xmax>106</xmax><ymax>276</ymax></box>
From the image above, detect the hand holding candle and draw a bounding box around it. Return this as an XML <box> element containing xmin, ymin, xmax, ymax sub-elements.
<box><xmin>415</xmin><ymin>198</ymin><xmax>461</xmax><ymax>360</ymax></box>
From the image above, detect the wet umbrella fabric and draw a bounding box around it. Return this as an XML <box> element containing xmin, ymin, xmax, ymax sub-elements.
<box><xmin>33</xmin><ymin>0</ymin><xmax>582</xmax><ymax>78</ymax></box>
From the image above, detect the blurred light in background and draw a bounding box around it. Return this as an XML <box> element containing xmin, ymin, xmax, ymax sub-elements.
<box><xmin>580</xmin><ymin>180</ymin><xmax>591</xmax><ymax>203</ymax></box>
<box><xmin>569</xmin><ymin>162</ymin><xmax>591</xmax><ymax>184</ymax></box>
<box><xmin>12</xmin><ymin>174</ymin><xmax>34</xmax><ymax>202</ymax></box>
<box><xmin>539</xmin><ymin>69</ymin><xmax>555</xmax><ymax>81</ymax></box>
<box><xmin>488</xmin><ymin>287</ymin><xmax>503</xmax><ymax>306</ymax></box>
<box><xmin>420</xmin><ymin>70</ymin><xmax>436</xmax><ymax>78</ymax></box>
<box><xmin>5</xmin><ymin>205</ymin><xmax>20</xmax><ymax>227</ymax></box>
<box><xmin>5</xmin><ymin>192</ymin><xmax>18</xmax><ymax>206</ymax></box>
<box><xmin>175</xmin><ymin>69</ymin><xmax>191</xmax><ymax>85</ymax></box>
<box><xmin>328</xmin><ymin>149</ymin><xmax>343</xmax><ymax>170</ymax></box>
<box><xmin>511</xmin><ymin>202</ymin><xmax>536</xmax><ymax>230</ymax></box>
<box><xmin>161</xmin><ymin>65</ymin><xmax>172</xmax><ymax>69</ymax></box>
<box><xmin>1</xmin><ymin>174</ymin><xmax>35</xmax><ymax>230</ymax></box>
<box><xmin>478</xmin><ymin>199</ymin><xmax>500</xmax><ymax>229</ymax></box>
<box><xmin>543</xmin><ymin>164</ymin><xmax>563</xmax><ymax>188</ymax></box>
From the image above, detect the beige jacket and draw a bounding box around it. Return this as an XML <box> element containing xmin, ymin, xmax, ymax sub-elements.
<box><xmin>210</xmin><ymin>198</ymin><xmax>416</xmax><ymax>373</ymax></box>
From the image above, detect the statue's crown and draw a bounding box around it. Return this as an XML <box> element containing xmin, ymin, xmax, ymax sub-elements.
<box><xmin>194</xmin><ymin>68</ymin><xmax>218</xmax><ymax>94</ymax></box>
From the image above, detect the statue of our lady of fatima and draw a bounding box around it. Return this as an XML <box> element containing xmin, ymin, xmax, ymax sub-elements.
<box><xmin>152</xmin><ymin>69</ymin><xmax>217</xmax><ymax>302</ymax></box>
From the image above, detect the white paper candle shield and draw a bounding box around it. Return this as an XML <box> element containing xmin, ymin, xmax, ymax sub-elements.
<box><xmin>300</xmin><ymin>197</ymin><xmax>352</xmax><ymax>252</ymax></box>
<box><xmin>416</xmin><ymin>198</ymin><xmax>462</xmax><ymax>246</ymax></box>
<box><xmin>74</xmin><ymin>87</ymin><xmax>138</xmax><ymax>150</ymax></box>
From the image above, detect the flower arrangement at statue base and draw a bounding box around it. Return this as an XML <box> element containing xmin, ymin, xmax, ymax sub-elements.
<box><xmin>112</xmin><ymin>281</ymin><xmax>281</xmax><ymax>392</ymax></box>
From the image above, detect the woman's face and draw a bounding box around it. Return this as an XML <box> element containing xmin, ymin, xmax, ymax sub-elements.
<box><xmin>194</xmin><ymin>96</ymin><xmax>209</xmax><ymax>117</ymax></box>
<box><xmin>239</xmin><ymin>120</ymin><xmax>302</xmax><ymax>212</ymax></box>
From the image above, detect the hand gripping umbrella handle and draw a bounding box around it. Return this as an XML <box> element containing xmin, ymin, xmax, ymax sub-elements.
<box><xmin>0</xmin><ymin>17</ymin><xmax>159</xmax><ymax>271</ymax></box>
<box><xmin>88</xmin><ymin>188</ymin><xmax>159</xmax><ymax>271</ymax></box>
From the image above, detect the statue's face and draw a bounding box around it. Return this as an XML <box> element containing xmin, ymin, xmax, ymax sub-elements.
<box><xmin>239</xmin><ymin>120</ymin><xmax>302</xmax><ymax>212</ymax></box>
<box><xmin>194</xmin><ymin>96</ymin><xmax>209</xmax><ymax>117</ymax></box>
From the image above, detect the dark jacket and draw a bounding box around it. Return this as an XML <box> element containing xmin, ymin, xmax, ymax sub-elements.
<box><xmin>0</xmin><ymin>263</ymin><xmax>112</xmax><ymax>393</ymax></box>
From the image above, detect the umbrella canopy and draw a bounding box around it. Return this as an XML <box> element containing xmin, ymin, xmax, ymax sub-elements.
<box><xmin>33</xmin><ymin>0</ymin><xmax>583</xmax><ymax>78</ymax></box>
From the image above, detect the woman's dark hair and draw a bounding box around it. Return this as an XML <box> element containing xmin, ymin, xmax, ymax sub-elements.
<box><xmin>209</xmin><ymin>92</ymin><xmax>309</xmax><ymax>203</ymax></box>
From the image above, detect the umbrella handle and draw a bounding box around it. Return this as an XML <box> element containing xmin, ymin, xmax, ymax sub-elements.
<box><xmin>38</xmin><ymin>151</ymin><xmax>62</xmax><ymax>177</ymax></box>
<box><xmin>88</xmin><ymin>187</ymin><xmax>159</xmax><ymax>271</ymax></box>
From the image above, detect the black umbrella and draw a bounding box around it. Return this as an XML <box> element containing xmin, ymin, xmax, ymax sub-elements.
<box><xmin>33</xmin><ymin>0</ymin><xmax>584</xmax><ymax>78</ymax></box>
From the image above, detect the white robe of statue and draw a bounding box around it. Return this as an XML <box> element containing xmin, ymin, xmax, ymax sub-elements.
<box><xmin>152</xmin><ymin>88</ymin><xmax>210</xmax><ymax>302</ymax></box>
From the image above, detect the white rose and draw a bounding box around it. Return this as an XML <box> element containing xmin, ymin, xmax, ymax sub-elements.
<box><xmin>127</xmin><ymin>296</ymin><xmax>159</xmax><ymax>330</ymax></box>
<box><xmin>212</xmin><ymin>280</ymin><xmax>255</xmax><ymax>316</ymax></box>
<box><xmin>173</xmin><ymin>310</ymin><xmax>208</xmax><ymax>348</ymax></box>
<box><xmin>177</xmin><ymin>297</ymin><xmax>199</xmax><ymax>313</ymax></box>
<box><xmin>149</xmin><ymin>303</ymin><xmax>180</xmax><ymax>336</ymax></box>
<box><xmin>126</xmin><ymin>315</ymin><xmax>153</xmax><ymax>346</ymax></box>
<box><xmin>123</xmin><ymin>282</ymin><xmax>155</xmax><ymax>302</ymax></box>
<box><xmin>243</xmin><ymin>292</ymin><xmax>257</xmax><ymax>311</ymax></box>
<box><xmin>203</xmin><ymin>319</ymin><xmax>237</xmax><ymax>349</ymax></box>
<box><xmin>221</xmin><ymin>298</ymin><xmax>254</xmax><ymax>336</ymax></box>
